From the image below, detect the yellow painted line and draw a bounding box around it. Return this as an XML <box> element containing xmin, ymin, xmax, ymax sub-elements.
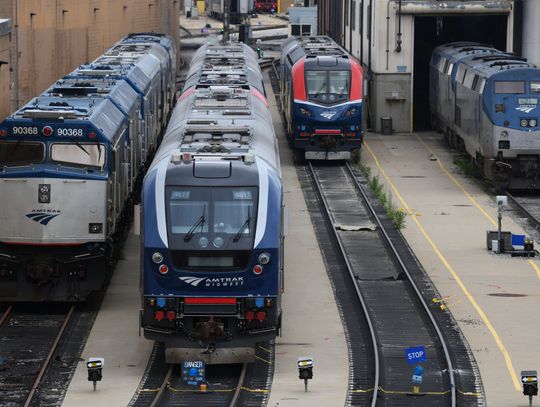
<box><xmin>378</xmin><ymin>387</ymin><xmax>451</xmax><ymax>396</ymax></box>
<box><xmin>255</xmin><ymin>354</ymin><xmax>272</xmax><ymax>365</ymax></box>
<box><xmin>364</xmin><ymin>140</ymin><xmax>522</xmax><ymax>391</ymax></box>
<box><xmin>239</xmin><ymin>386</ymin><xmax>270</xmax><ymax>393</ymax></box>
<box><xmin>414</xmin><ymin>134</ymin><xmax>540</xmax><ymax>280</ymax></box>
<box><xmin>257</xmin><ymin>345</ymin><xmax>272</xmax><ymax>353</ymax></box>
<box><xmin>350</xmin><ymin>388</ymin><xmax>375</xmax><ymax>393</ymax></box>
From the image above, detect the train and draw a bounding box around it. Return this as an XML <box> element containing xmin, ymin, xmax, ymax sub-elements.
<box><xmin>140</xmin><ymin>41</ymin><xmax>283</xmax><ymax>364</ymax></box>
<box><xmin>254</xmin><ymin>0</ymin><xmax>277</xmax><ymax>13</ymax></box>
<box><xmin>280</xmin><ymin>36</ymin><xmax>364</xmax><ymax>160</ymax></box>
<box><xmin>0</xmin><ymin>33</ymin><xmax>177</xmax><ymax>301</ymax></box>
<box><xmin>209</xmin><ymin>0</ymin><xmax>254</xmax><ymax>23</ymax></box>
<box><xmin>430</xmin><ymin>42</ymin><xmax>540</xmax><ymax>189</ymax></box>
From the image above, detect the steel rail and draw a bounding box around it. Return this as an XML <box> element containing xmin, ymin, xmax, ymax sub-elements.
<box><xmin>307</xmin><ymin>161</ymin><xmax>380</xmax><ymax>406</ymax></box>
<box><xmin>344</xmin><ymin>161</ymin><xmax>457</xmax><ymax>406</ymax></box>
<box><xmin>23</xmin><ymin>305</ymin><xmax>75</xmax><ymax>407</ymax></box>
<box><xmin>506</xmin><ymin>192</ymin><xmax>540</xmax><ymax>231</ymax></box>
<box><xmin>229</xmin><ymin>363</ymin><xmax>248</xmax><ymax>407</ymax></box>
<box><xmin>0</xmin><ymin>305</ymin><xmax>12</xmax><ymax>327</ymax></box>
<box><xmin>150</xmin><ymin>364</ymin><xmax>173</xmax><ymax>407</ymax></box>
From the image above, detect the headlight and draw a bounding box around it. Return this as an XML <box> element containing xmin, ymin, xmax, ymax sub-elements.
<box><xmin>258</xmin><ymin>252</ymin><xmax>271</xmax><ymax>265</ymax></box>
<box><xmin>529</xmin><ymin>119</ymin><xmax>537</xmax><ymax>127</ymax></box>
<box><xmin>152</xmin><ymin>252</ymin><xmax>163</xmax><ymax>264</ymax></box>
<box><xmin>300</xmin><ymin>107</ymin><xmax>312</xmax><ymax>117</ymax></box>
<box><xmin>344</xmin><ymin>107</ymin><xmax>357</xmax><ymax>117</ymax></box>
<box><xmin>520</xmin><ymin>119</ymin><xmax>529</xmax><ymax>127</ymax></box>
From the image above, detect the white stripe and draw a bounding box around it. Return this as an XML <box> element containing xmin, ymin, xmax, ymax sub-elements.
<box><xmin>254</xmin><ymin>160</ymin><xmax>268</xmax><ymax>247</ymax></box>
<box><xmin>293</xmin><ymin>99</ymin><xmax>362</xmax><ymax>108</ymax></box>
<box><xmin>155</xmin><ymin>158</ymin><xmax>169</xmax><ymax>246</ymax></box>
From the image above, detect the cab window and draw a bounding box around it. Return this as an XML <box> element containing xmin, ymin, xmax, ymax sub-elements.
<box><xmin>0</xmin><ymin>141</ymin><xmax>45</xmax><ymax>167</ymax></box>
<box><xmin>50</xmin><ymin>143</ymin><xmax>106</xmax><ymax>169</ymax></box>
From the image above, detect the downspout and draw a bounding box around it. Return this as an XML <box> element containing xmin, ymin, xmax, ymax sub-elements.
<box><xmin>360</xmin><ymin>0</ymin><xmax>364</xmax><ymax>65</ymax></box>
<box><xmin>395</xmin><ymin>0</ymin><xmax>402</xmax><ymax>52</ymax></box>
<box><xmin>14</xmin><ymin>0</ymin><xmax>19</xmax><ymax>109</ymax></box>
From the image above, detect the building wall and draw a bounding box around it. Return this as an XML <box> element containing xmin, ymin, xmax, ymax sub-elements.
<box><xmin>330</xmin><ymin>0</ymin><xmax>514</xmax><ymax>132</ymax></box>
<box><xmin>0</xmin><ymin>20</ymin><xmax>11</xmax><ymax>120</ymax></box>
<box><xmin>0</xmin><ymin>0</ymin><xmax>180</xmax><ymax>115</ymax></box>
<box><xmin>279</xmin><ymin>0</ymin><xmax>294</xmax><ymax>13</ymax></box>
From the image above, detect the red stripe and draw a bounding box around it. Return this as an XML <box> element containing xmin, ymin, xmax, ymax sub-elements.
<box><xmin>349</xmin><ymin>59</ymin><xmax>363</xmax><ymax>101</ymax></box>
<box><xmin>178</xmin><ymin>86</ymin><xmax>195</xmax><ymax>101</ymax></box>
<box><xmin>251</xmin><ymin>88</ymin><xmax>269</xmax><ymax>107</ymax></box>
<box><xmin>184</xmin><ymin>297</ymin><xmax>237</xmax><ymax>305</ymax></box>
<box><xmin>314</xmin><ymin>129</ymin><xmax>341</xmax><ymax>135</ymax></box>
<box><xmin>292</xmin><ymin>58</ymin><xmax>307</xmax><ymax>101</ymax></box>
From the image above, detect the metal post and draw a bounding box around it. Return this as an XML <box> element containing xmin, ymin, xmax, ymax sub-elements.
<box><xmin>530</xmin><ymin>394</ymin><xmax>533</xmax><ymax>407</ymax></box>
<box><xmin>223</xmin><ymin>0</ymin><xmax>230</xmax><ymax>42</ymax></box>
<box><xmin>304</xmin><ymin>378</ymin><xmax>308</xmax><ymax>392</ymax></box>
<box><xmin>497</xmin><ymin>201</ymin><xmax>503</xmax><ymax>254</ymax></box>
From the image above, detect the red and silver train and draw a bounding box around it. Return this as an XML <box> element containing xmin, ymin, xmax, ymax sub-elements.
<box><xmin>280</xmin><ymin>36</ymin><xmax>363</xmax><ymax>160</ymax></box>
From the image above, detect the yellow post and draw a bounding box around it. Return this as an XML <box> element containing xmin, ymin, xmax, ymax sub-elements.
<box><xmin>412</xmin><ymin>385</ymin><xmax>420</xmax><ymax>394</ymax></box>
<box><xmin>199</xmin><ymin>383</ymin><xmax>207</xmax><ymax>392</ymax></box>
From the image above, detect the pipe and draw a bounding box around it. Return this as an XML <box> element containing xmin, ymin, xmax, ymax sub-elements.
<box><xmin>395</xmin><ymin>0</ymin><xmax>402</xmax><ymax>52</ymax></box>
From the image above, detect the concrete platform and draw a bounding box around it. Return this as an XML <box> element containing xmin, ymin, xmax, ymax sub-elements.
<box><xmin>362</xmin><ymin>131</ymin><xmax>540</xmax><ymax>406</ymax></box>
<box><xmin>62</xmin><ymin>232</ymin><xmax>153</xmax><ymax>407</ymax></box>
<box><xmin>265</xmin><ymin>72</ymin><xmax>348</xmax><ymax>407</ymax></box>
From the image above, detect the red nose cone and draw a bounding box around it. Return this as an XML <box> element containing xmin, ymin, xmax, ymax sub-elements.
<box><xmin>166</xmin><ymin>310</ymin><xmax>176</xmax><ymax>321</ymax></box>
<box><xmin>245</xmin><ymin>311</ymin><xmax>255</xmax><ymax>321</ymax></box>
<box><xmin>256</xmin><ymin>311</ymin><xmax>266</xmax><ymax>322</ymax></box>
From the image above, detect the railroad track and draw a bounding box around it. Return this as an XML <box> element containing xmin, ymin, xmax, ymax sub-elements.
<box><xmin>507</xmin><ymin>193</ymin><xmax>540</xmax><ymax>231</ymax></box>
<box><xmin>0</xmin><ymin>304</ymin><xmax>75</xmax><ymax>407</ymax></box>
<box><xmin>303</xmin><ymin>161</ymin><xmax>483</xmax><ymax>406</ymax></box>
<box><xmin>130</xmin><ymin>341</ymin><xmax>274</xmax><ymax>407</ymax></box>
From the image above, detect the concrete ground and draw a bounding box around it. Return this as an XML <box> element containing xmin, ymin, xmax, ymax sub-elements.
<box><xmin>362</xmin><ymin>131</ymin><xmax>540</xmax><ymax>406</ymax></box>
<box><xmin>265</xmin><ymin>72</ymin><xmax>349</xmax><ymax>407</ymax></box>
<box><xmin>62</xmin><ymin>232</ymin><xmax>153</xmax><ymax>407</ymax></box>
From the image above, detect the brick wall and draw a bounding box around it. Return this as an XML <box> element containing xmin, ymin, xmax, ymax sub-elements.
<box><xmin>0</xmin><ymin>0</ymin><xmax>180</xmax><ymax>118</ymax></box>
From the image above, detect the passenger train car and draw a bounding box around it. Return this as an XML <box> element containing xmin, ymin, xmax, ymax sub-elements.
<box><xmin>280</xmin><ymin>36</ymin><xmax>364</xmax><ymax>160</ymax></box>
<box><xmin>141</xmin><ymin>42</ymin><xmax>283</xmax><ymax>364</ymax></box>
<box><xmin>430</xmin><ymin>42</ymin><xmax>540</xmax><ymax>189</ymax></box>
<box><xmin>0</xmin><ymin>34</ymin><xmax>176</xmax><ymax>301</ymax></box>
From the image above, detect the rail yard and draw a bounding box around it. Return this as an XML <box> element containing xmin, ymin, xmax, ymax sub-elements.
<box><xmin>2</xmin><ymin>1</ymin><xmax>540</xmax><ymax>406</ymax></box>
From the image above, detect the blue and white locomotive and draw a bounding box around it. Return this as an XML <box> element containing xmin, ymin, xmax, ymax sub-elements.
<box><xmin>430</xmin><ymin>42</ymin><xmax>540</xmax><ymax>189</ymax></box>
<box><xmin>140</xmin><ymin>42</ymin><xmax>283</xmax><ymax>364</ymax></box>
<box><xmin>0</xmin><ymin>33</ymin><xmax>177</xmax><ymax>301</ymax></box>
<box><xmin>280</xmin><ymin>36</ymin><xmax>364</xmax><ymax>160</ymax></box>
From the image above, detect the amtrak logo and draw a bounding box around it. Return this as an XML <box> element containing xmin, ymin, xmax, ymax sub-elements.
<box><xmin>180</xmin><ymin>276</ymin><xmax>244</xmax><ymax>288</ymax></box>
<box><xmin>320</xmin><ymin>111</ymin><xmax>337</xmax><ymax>120</ymax></box>
<box><xmin>25</xmin><ymin>209</ymin><xmax>61</xmax><ymax>225</ymax></box>
<box><xmin>516</xmin><ymin>105</ymin><xmax>537</xmax><ymax>113</ymax></box>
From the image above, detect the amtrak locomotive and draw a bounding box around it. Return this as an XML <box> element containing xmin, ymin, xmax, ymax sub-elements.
<box><xmin>280</xmin><ymin>36</ymin><xmax>364</xmax><ymax>160</ymax></box>
<box><xmin>141</xmin><ymin>42</ymin><xmax>283</xmax><ymax>364</ymax></box>
<box><xmin>430</xmin><ymin>42</ymin><xmax>540</xmax><ymax>189</ymax></box>
<box><xmin>0</xmin><ymin>34</ymin><xmax>176</xmax><ymax>301</ymax></box>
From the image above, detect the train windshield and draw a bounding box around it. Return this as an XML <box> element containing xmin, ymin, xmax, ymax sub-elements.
<box><xmin>168</xmin><ymin>187</ymin><xmax>258</xmax><ymax>247</ymax></box>
<box><xmin>50</xmin><ymin>143</ymin><xmax>106</xmax><ymax>170</ymax></box>
<box><xmin>531</xmin><ymin>82</ymin><xmax>540</xmax><ymax>93</ymax></box>
<box><xmin>494</xmin><ymin>81</ymin><xmax>525</xmax><ymax>94</ymax></box>
<box><xmin>305</xmin><ymin>70</ymin><xmax>350</xmax><ymax>103</ymax></box>
<box><xmin>0</xmin><ymin>141</ymin><xmax>45</xmax><ymax>167</ymax></box>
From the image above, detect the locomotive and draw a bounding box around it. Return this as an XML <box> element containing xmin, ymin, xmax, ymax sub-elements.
<box><xmin>430</xmin><ymin>42</ymin><xmax>540</xmax><ymax>189</ymax></box>
<box><xmin>0</xmin><ymin>33</ymin><xmax>177</xmax><ymax>301</ymax></box>
<box><xmin>140</xmin><ymin>41</ymin><xmax>283</xmax><ymax>364</ymax></box>
<box><xmin>280</xmin><ymin>36</ymin><xmax>364</xmax><ymax>160</ymax></box>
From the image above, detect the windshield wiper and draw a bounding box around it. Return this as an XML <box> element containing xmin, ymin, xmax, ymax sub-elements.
<box><xmin>233</xmin><ymin>208</ymin><xmax>251</xmax><ymax>242</ymax></box>
<box><xmin>74</xmin><ymin>140</ymin><xmax>90</xmax><ymax>156</ymax></box>
<box><xmin>184</xmin><ymin>208</ymin><xmax>206</xmax><ymax>242</ymax></box>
